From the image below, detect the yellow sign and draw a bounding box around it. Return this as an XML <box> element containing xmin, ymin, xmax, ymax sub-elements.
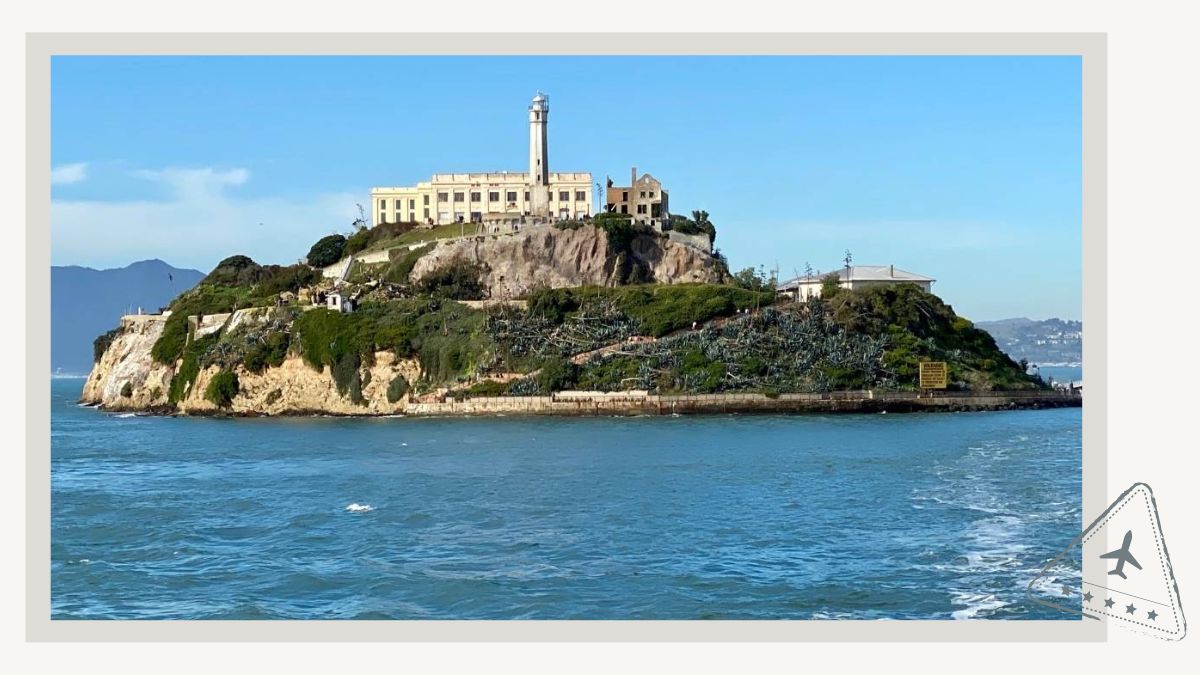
<box><xmin>919</xmin><ymin>361</ymin><xmax>948</xmax><ymax>389</ymax></box>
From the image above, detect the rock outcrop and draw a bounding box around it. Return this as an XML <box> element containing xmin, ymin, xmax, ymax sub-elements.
<box><xmin>80</xmin><ymin>314</ymin><xmax>422</xmax><ymax>416</ymax></box>
<box><xmin>409</xmin><ymin>224</ymin><xmax>724</xmax><ymax>297</ymax></box>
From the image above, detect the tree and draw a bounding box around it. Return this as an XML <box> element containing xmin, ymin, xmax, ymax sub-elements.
<box><xmin>691</xmin><ymin>210</ymin><xmax>717</xmax><ymax>244</ymax></box>
<box><xmin>821</xmin><ymin>272</ymin><xmax>843</xmax><ymax>298</ymax></box>
<box><xmin>306</xmin><ymin>234</ymin><xmax>347</xmax><ymax>268</ymax></box>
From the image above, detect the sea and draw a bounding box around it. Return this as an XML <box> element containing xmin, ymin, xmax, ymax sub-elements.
<box><xmin>51</xmin><ymin>378</ymin><xmax>1082</xmax><ymax>620</ymax></box>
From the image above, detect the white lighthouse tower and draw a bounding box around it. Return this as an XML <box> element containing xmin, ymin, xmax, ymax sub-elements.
<box><xmin>528</xmin><ymin>92</ymin><xmax>550</xmax><ymax>217</ymax></box>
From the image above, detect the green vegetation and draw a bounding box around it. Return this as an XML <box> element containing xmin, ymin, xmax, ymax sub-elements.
<box><xmin>120</xmin><ymin>381</ymin><xmax>133</xmax><ymax>398</ymax></box>
<box><xmin>94</xmin><ymin>327</ymin><xmax>121</xmax><ymax>363</ymax></box>
<box><xmin>167</xmin><ymin>333</ymin><xmax>217</xmax><ymax>403</ymax></box>
<box><xmin>414</xmin><ymin>260</ymin><xmax>488</xmax><ymax>300</ymax></box>
<box><xmin>306</xmin><ymin>234</ymin><xmax>347</xmax><ymax>268</ymax></box>
<box><xmin>386</xmin><ymin>374</ymin><xmax>410</xmax><ymax>403</ymax></box>
<box><xmin>385</xmin><ymin>243</ymin><xmax>435</xmax><ymax>284</ymax></box>
<box><xmin>344</xmin><ymin>222</ymin><xmax>419</xmax><ymax>257</ymax></box>
<box><xmin>821</xmin><ymin>272</ymin><xmax>842</xmax><ymax>298</ymax></box>
<box><xmin>291</xmin><ymin>299</ymin><xmax>494</xmax><ymax>390</ymax></box>
<box><xmin>204</xmin><ymin>369</ymin><xmax>239</xmax><ymax>407</ymax></box>
<box><xmin>151</xmin><ymin>257</ymin><xmax>318</xmax><ymax>365</ymax></box>
<box><xmin>458</xmin><ymin>379</ymin><xmax>510</xmax><ymax>397</ymax></box>
<box><xmin>826</xmin><ymin>284</ymin><xmax>1032</xmax><ymax>390</ymax></box>
<box><xmin>668</xmin><ymin>210</ymin><xmax>717</xmax><ymax>244</ymax></box>
<box><xmin>242</xmin><ymin>330</ymin><xmax>290</xmax><ymax>373</ymax></box>
<box><xmin>524</xmin><ymin>284</ymin><xmax>775</xmax><ymax>338</ymax></box>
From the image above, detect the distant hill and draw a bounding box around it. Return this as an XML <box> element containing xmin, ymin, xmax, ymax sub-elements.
<box><xmin>976</xmin><ymin>317</ymin><xmax>1082</xmax><ymax>366</ymax></box>
<box><xmin>52</xmin><ymin>259</ymin><xmax>205</xmax><ymax>376</ymax></box>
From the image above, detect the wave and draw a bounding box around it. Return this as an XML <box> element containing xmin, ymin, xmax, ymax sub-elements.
<box><xmin>345</xmin><ymin>503</ymin><xmax>374</xmax><ymax>513</ymax></box>
<box><xmin>951</xmin><ymin>592</ymin><xmax>1008</xmax><ymax>620</ymax></box>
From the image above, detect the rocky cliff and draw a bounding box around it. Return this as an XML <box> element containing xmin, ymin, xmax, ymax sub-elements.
<box><xmin>409</xmin><ymin>224</ymin><xmax>724</xmax><ymax>297</ymax></box>
<box><xmin>80</xmin><ymin>311</ymin><xmax>422</xmax><ymax>416</ymax></box>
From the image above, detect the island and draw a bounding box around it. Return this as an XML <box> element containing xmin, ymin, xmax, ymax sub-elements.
<box><xmin>81</xmin><ymin>214</ymin><xmax>1079</xmax><ymax>417</ymax></box>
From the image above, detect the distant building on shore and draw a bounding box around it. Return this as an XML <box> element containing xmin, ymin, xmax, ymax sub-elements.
<box><xmin>777</xmin><ymin>265</ymin><xmax>935</xmax><ymax>301</ymax></box>
<box><xmin>605</xmin><ymin>167</ymin><xmax>670</xmax><ymax>229</ymax></box>
<box><xmin>370</xmin><ymin>93</ymin><xmax>593</xmax><ymax>228</ymax></box>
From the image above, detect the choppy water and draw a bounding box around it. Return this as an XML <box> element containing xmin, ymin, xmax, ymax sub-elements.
<box><xmin>51</xmin><ymin>379</ymin><xmax>1082</xmax><ymax>619</ymax></box>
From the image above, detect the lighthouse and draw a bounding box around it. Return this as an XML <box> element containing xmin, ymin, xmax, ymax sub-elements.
<box><xmin>528</xmin><ymin>92</ymin><xmax>550</xmax><ymax>216</ymax></box>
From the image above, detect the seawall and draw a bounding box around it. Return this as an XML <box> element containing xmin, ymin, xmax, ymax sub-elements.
<box><xmin>404</xmin><ymin>389</ymin><xmax>1081</xmax><ymax>417</ymax></box>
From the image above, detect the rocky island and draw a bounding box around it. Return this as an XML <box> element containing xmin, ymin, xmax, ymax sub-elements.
<box><xmin>80</xmin><ymin>214</ymin><xmax>1079</xmax><ymax>417</ymax></box>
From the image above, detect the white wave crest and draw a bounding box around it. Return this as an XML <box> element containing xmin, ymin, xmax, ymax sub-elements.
<box><xmin>345</xmin><ymin>503</ymin><xmax>374</xmax><ymax>513</ymax></box>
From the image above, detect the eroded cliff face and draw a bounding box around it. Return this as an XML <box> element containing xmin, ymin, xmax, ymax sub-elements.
<box><xmin>82</xmin><ymin>316</ymin><xmax>423</xmax><ymax>416</ymax></box>
<box><xmin>409</xmin><ymin>224</ymin><xmax>724</xmax><ymax>297</ymax></box>
<box><xmin>180</xmin><ymin>351</ymin><xmax>420</xmax><ymax>416</ymax></box>
<box><xmin>80</xmin><ymin>317</ymin><xmax>175</xmax><ymax>410</ymax></box>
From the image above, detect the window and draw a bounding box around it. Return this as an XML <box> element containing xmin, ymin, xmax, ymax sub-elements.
<box><xmin>524</xmin><ymin>191</ymin><xmax>530</xmax><ymax>201</ymax></box>
<box><xmin>438</xmin><ymin>192</ymin><xmax>449</xmax><ymax>203</ymax></box>
<box><xmin>637</xmin><ymin>204</ymin><xmax>647</xmax><ymax>214</ymax></box>
<box><xmin>454</xmin><ymin>192</ymin><xmax>464</xmax><ymax>202</ymax></box>
<box><xmin>423</xmin><ymin>195</ymin><xmax>430</xmax><ymax>205</ymax></box>
<box><xmin>639</xmin><ymin>191</ymin><xmax>646</xmax><ymax>198</ymax></box>
<box><xmin>409</xmin><ymin>199</ymin><xmax>416</xmax><ymax>209</ymax></box>
<box><xmin>423</xmin><ymin>207</ymin><xmax>429</xmax><ymax>219</ymax></box>
<box><xmin>489</xmin><ymin>191</ymin><xmax>500</xmax><ymax>202</ymax></box>
<box><xmin>470</xmin><ymin>191</ymin><xmax>481</xmax><ymax>202</ymax></box>
<box><xmin>506</xmin><ymin>191</ymin><xmax>518</xmax><ymax>202</ymax></box>
<box><xmin>620</xmin><ymin>205</ymin><xmax>628</xmax><ymax>214</ymax></box>
<box><xmin>575</xmin><ymin>191</ymin><xmax>586</xmax><ymax>201</ymax></box>
<box><xmin>648</xmin><ymin>191</ymin><xmax>655</xmax><ymax>199</ymax></box>
<box><xmin>559</xmin><ymin>191</ymin><xmax>570</xmax><ymax>201</ymax></box>
<box><xmin>622</xmin><ymin>191</ymin><xmax>628</xmax><ymax>201</ymax></box>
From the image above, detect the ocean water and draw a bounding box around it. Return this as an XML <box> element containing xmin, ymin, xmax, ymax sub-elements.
<box><xmin>51</xmin><ymin>379</ymin><xmax>1082</xmax><ymax>620</ymax></box>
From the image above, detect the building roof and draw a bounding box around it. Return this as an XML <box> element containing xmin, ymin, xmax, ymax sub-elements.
<box><xmin>777</xmin><ymin>265</ymin><xmax>935</xmax><ymax>290</ymax></box>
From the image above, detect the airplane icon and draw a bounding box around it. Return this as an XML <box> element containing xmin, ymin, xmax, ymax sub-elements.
<box><xmin>1100</xmin><ymin>529</ymin><xmax>1143</xmax><ymax>579</ymax></box>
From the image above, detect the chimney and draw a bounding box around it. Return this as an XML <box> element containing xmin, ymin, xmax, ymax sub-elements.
<box><xmin>890</xmin><ymin>264</ymin><xmax>895</xmax><ymax>277</ymax></box>
<box><xmin>631</xmin><ymin>166</ymin><xmax>637</xmax><ymax>186</ymax></box>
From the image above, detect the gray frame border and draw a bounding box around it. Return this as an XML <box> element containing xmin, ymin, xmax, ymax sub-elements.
<box><xmin>27</xmin><ymin>32</ymin><xmax>1105</xmax><ymax>642</ymax></box>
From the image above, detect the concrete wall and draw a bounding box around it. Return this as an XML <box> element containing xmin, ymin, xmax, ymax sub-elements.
<box><xmin>667</xmin><ymin>230</ymin><xmax>712</xmax><ymax>254</ymax></box>
<box><xmin>404</xmin><ymin>389</ymin><xmax>1080</xmax><ymax>417</ymax></box>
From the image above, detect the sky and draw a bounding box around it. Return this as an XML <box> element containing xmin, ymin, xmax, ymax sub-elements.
<box><xmin>50</xmin><ymin>55</ymin><xmax>1081</xmax><ymax>321</ymax></box>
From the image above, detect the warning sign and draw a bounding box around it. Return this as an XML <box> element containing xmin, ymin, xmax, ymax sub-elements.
<box><xmin>1029</xmin><ymin>483</ymin><xmax>1187</xmax><ymax>640</ymax></box>
<box><xmin>918</xmin><ymin>361</ymin><xmax>948</xmax><ymax>389</ymax></box>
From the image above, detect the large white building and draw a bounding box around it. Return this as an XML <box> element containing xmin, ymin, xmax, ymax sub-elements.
<box><xmin>777</xmin><ymin>265</ymin><xmax>936</xmax><ymax>301</ymax></box>
<box><xmin>370</xmin><ymin>93</ymin><xmax>593</xmax><ymax>228</ymax></box>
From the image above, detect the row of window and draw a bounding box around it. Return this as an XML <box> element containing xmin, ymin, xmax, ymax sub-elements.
<box><xmin>380</xmin><ymin>190</ymin><xmax>587</xmax><ymax>212</ymax></box>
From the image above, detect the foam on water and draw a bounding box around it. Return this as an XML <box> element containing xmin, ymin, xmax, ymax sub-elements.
<box><xmin>345</xmin><ymin>503</ymin><xmax>374</xmax><ymax>513</ymax></box>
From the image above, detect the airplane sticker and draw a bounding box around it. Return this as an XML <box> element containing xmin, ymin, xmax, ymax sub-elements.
<box><xmin>1029</xmin><ymin>483</ymin><xmax>1187</xmax><ymax>640</ymax></box>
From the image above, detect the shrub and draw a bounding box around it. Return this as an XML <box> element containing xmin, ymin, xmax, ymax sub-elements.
<box><xmin>93</xmin><ymin>327</ymin><xmax>121</xmax><ymax>363</ymax></box>
<box><xmin>204</xmin><ymin>369</ymin><xmax>239</xmax><ymax>407</ymax></box>
<box><xmin>460</xmin><ymin>379</ymin><xmax>509</xmax><ymax>397</ymax></box>
<box><xmin>415</xmin><ymin>260</ymin><xmax>488</xmax><ymax>300</ymax></box>
<box><xmin>306</xmin><ymin>234</ymin><xmax>347</xmax><ymax>268</ymax></box>
<box><xmin>536</xmin><ymin>356</ymin><xmax>578</xmax><ymax>393</ymax></box>
<box><xmin>386</xmin><ymin>375</ymin><xmax>410</xmax><ymax>403</ymax></box>
<box><xmin>120</xmin><ymin>381</ymin><xmax>133</xmax><ymax>398</ymax></box>
<box><xmin>243</xmin><ymin>331</ymin><xmax>290</xmax><ymax>373</ymax></box>
<box><xmin>384</xmin><ymin>243</ymin><xmax>434</xmax><ymax>284</ymax></box>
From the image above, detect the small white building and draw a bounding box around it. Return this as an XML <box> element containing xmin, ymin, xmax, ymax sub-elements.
<box><xmin>777</xmin><ymin>265</ymin><xmax>935</xmax><ymax>301</ymax></box>
<box><xmin>326</xmin><ymin>291</ymin><xmax>355</xmax><ymax>314</ymax></box>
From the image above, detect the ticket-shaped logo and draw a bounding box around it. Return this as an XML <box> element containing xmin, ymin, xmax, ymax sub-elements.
<box><xmin>1029</xmin><ymin>483</ymin><xmax>1186</xmax><ymax>640</ymax></box>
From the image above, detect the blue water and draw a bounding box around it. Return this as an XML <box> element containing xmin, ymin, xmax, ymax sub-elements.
<box><xmin>51</xmin><ymin>379</ymin><xmax>1082</xmax><ymax>620</ymax></box>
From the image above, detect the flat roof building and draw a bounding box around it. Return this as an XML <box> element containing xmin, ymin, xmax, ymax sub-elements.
<box><xmin>777</xmin><ymin>265</ymin><xmax>935</xmax><ymax>301</ymax></box>
<box><xmin>370</xmin><ymin>94</ymin><xmax>593</xmax><ymax>228</ymax></box>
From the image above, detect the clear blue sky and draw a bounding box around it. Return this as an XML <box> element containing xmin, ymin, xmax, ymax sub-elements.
<box><xmin>50</xmin><ymin>55</ymin><xmax>1081</xmax><ymax>321</ymax></box>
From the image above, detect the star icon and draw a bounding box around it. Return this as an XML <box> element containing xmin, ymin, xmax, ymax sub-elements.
<box><xmin>1083</xmin><ymin>591</ymin><xmax>1094</xmax><ymax>603</ymax></box>
<box><xmin>1104</xmin><ymin>597</ymin><xmax>1115</xmax><ymax>608</ymax></box>
<box><xmin>1061</xmin><ymin>584</ymin><xmax>1072</xmax><ymax>596</ymax></box>
<box><xmin>1126</xmin><ymin>603</ymin><xmax>1137</xmax><ymax>615</ymax></box>
<box><xmin>1147</xmin><ymin>610</ymin><xmax>1158</xmax><ymax>621</ymax></box>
